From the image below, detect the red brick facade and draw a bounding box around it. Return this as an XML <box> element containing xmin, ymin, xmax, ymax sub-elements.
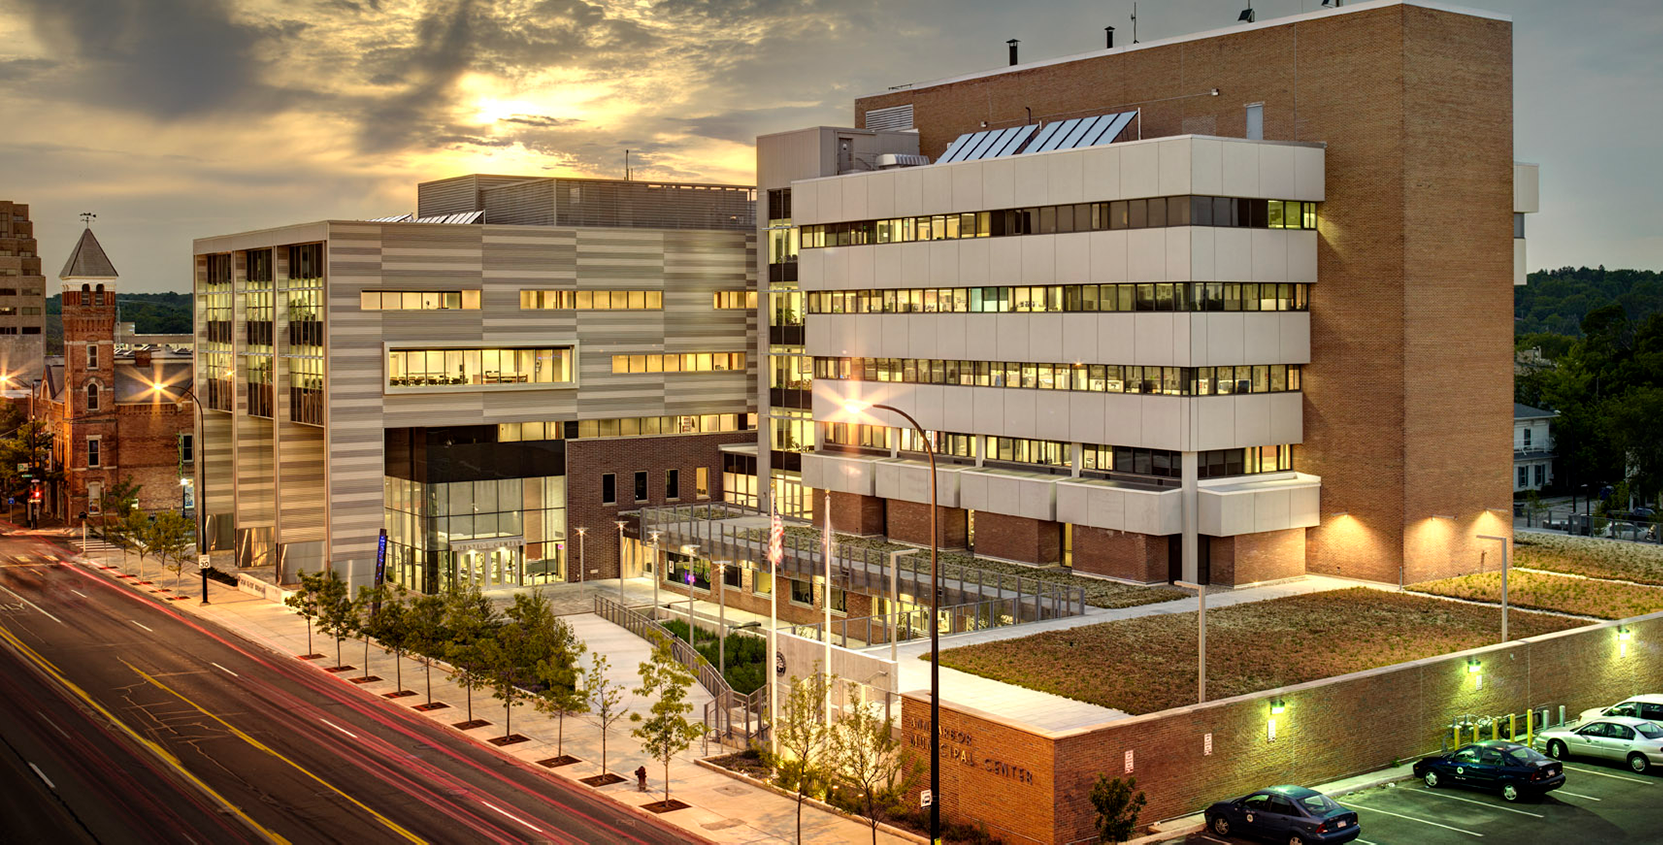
<box><xmin>886</xmin><ymin>499</ymin><xmax>969</xmax><ymax>550</ymax></box>
<box><xmin>1071</xmin><ymin>526</ymin><xmax>1168</xmax><ymax>583</ymax></box>
<box><xmin>908</xmin><ymin>614</ymin><xmax>1663</xmax><ymax>844</ymax></box>
<box><xmin>37</xmin><ymin>287</ymin><xmax>194</xmax><ymax>520</ymax></box>
<box><xmin>564</xmin><ymin>432</ymin><xmax>751</xmax><ymax>581</ymax></box>
<box><xmin>853</xmin><ymin>5</ymin><xmax>1516</xmax><ymax>586</ymax></box>
<box><xmin>1207</xmin><ymin>528</ymin><xmax>1306</xmax><ymax>586</ymax></box>
<box><xmin>826</xmin><ymin>491</ymin><xmax>886</xmax><ymax>536</ymax></box>
<box><xmin>973</xmin><ymin>511</ymin><xmax>1061</xmax><ymax>566</ymax></box>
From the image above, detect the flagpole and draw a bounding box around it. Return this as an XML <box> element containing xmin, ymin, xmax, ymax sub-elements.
<box><xmin>768</xmin><ymin>503</ymin><xmax>781</xmax><ymax>758</ymax></box>
<box><xmin>823</xmin><ymin>489</ymin><xmax>832</xmax><ymax>725</ymax></box>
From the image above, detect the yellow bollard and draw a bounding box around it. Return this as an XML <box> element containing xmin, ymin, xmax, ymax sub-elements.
<box><xmin>1510</xmin><ymin>713</ymin><xmax>1517</xmax><ymax>741</ymax></box>
<box><xmin>1527</xmin><ymin>709</ymin><xmax>1533</xmax><ymax>746</ymax></box>
<box><xmin>1472</xmin><ymin>725</ymin><xmax>1480</xmax><ymax>744</ymax></box>
<box><xmin>1453</xmin><ymin>725</ymin><xmax>1461</xmax><ymax>748</ymax></box>
<box><xmin>1492</xmin><ymin>719</ymin><xmax>1499</xmax><ymax>741</ymax></box>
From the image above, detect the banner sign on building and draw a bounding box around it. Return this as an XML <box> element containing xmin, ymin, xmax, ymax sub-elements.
<box><xmin>372</xmin><ymin>528</ymin><xmax>388</xmax><ymax>614</ymax></box>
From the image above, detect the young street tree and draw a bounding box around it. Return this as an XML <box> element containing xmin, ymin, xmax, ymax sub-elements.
<box><xmin>313</xmin><ymin>570</ymin><xmax>356</xmax><ymax>669</ymax></box>
<box><xmin>631</xmin><ymin>639</ymin><xmax>705</xmax><ymax>804</ymax></box>
<box><xmin>480</xmin><ymin>591</ymin><xmax>559</xmax><ymax>737</ymax></box>
<box><xmin>365</xmin><ymin>585</ymin><xmax>413</xmax><ymax>693</ymax></box>
<box><xmin>772</xmin><ymin>667</ymin><xmax>837</xmax><ymax>845</ymax></box>
<box><xmin>351</xmin><ymin>585</ymin><xmax>385</xmax><ymax>681</ymax></box>
<box><xmin>404</xmin><ymin>590</ymin><xmax>449</xmax><ymax>705</ymax></box>
<box><xmin>442</xmin><ymin>584</ymin><xmax>499</xmax><ymax>723</ymax></box>
<box><xmin>531</xmin><ymin>614</ymin><xmax>588</xmax><ymax>757</ymax></box>
<box><xmin>1090</xmin><ymin>774</ymin><xmax>1148</xmax><ymax>844</ymax></box>
<box><xmin>284</xmin><ymin>570</ymin><xmax>324</xmax><ymax>657</ymax></box>
<box><xmin>149</xmin><ymin>511</ymin><xmax>194</xmax><ymax>591</ymax></box>
<box><xmin>583</xmin><ymin>653</ymin><xmax>630</xmax><ymax>777</ymax></box>
<box><xmin>832</xmin><ymin>699</ymin><xmax>923</xmax><ymax>845</ymax></box>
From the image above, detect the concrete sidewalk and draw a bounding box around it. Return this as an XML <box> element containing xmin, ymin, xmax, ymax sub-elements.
<box><xmin>54</xmin><ymin>537</ymin><xmax>916</xmax><ymax>845</ymax></box>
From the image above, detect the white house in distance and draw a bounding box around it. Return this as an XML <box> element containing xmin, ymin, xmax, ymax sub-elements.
<box><xmin>1514</xmin><ymin>403</ymin><xmax>1555</xmax><ymax>492</ymax></box>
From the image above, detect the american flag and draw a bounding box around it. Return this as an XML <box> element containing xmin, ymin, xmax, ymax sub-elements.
<box><xmin>768</xmin><ymin>506</ymin><xmax>783</xmax><ymax>566</ymax></box>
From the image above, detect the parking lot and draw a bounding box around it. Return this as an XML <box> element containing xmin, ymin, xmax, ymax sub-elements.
<box><xmin>1179</xmin><ymin>756</ymin><xmax>1663</xmax><ymax>844</ymax></box>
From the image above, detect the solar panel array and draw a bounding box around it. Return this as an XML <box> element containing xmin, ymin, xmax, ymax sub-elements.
<box><xmin>935</xmin><ymin>111</ymin><xmax>1137</xmax><ymax>164</ymax></box>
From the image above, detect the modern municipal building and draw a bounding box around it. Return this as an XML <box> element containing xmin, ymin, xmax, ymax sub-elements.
<box><xmin>192</xmin><ymin>176</ymin><xmax>757</xmax><ymax>589</ymax></box>
<box><xmin>752</xmin><ymin>0</ymin><xmax>1537</xmax><ymax>589</ymax></box>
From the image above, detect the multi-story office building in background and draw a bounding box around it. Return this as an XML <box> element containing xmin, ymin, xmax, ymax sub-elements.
<box><xmin>193</xmin><ymin>176</ymin><xmax>756</xmax><ymax>588</ymax></box>
<box><xmin>752</xmin><ymin>0</ymin><xmax>1538</xmax><ymax>588</ymax></box>
<box><xmin>0</xmin><ymin>200</ymin><xmax>47</xmax><ymax>392</ymax></box>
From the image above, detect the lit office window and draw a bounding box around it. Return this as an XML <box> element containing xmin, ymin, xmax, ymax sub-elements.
<box><xmin>387</xmin><ymin>347</ymin><xmax>573</xmax><ymax>388</ymax></box>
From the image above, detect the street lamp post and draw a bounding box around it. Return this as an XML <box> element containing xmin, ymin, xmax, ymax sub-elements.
<box><xmin>1478</xmin><ymin>534</ymin><xmax>1510</xmax><ymax>641</ymax></box>
<box><xmin>650</xmin><ymin>531</ymin><xmax>661</xmax><ymax>622</ymax></box>
<box><xmin>615</xmin><ymin>521</ymin><xmax>628</xmax><ymax>607</ymax></box>
<box><xmin>843</xmin><ymin>399</ymin><xmax>939</xmax><ymax>842</ymax></box>
<box><xmin>575</xmin><ymin>526</ymin><xmax>586</xmax><ymax>584</ymax></box>
<box><xmin>1174</xmin><ymin>580</ymin><xmax>1207</xmax><ymax>703</ymax></box>
<box><xmin>715</xmin><ymin>562</ymin><xmax>727</xmax><ymax>676</ymax></box>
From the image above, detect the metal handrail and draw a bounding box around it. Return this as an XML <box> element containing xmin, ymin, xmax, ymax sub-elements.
<box><xmin>639</xmin><ymin>504</ymin><xmax>1088</xmax><ymax>619</ymax></box>
<box><xmin>592</xmin><ymin>594</ymin><xmax>768</xmax><ymax>745</ymax></box>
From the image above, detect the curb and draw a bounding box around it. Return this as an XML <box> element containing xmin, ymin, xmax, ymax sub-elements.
<box><xmin>63</xmin><ymin>546</ymin><xmax>730</xmax><ymax>843</ymax></box>
<box><xmin>694</xmin><ymin>758</ymin><xmax>930</xmax><ymax>844</ymax></box>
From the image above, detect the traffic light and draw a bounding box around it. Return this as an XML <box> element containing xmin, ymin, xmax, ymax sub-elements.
<box><xmin>29</xmin><ymin>480</ymin><xmax>42</xmax><ymax>501</ymax></box>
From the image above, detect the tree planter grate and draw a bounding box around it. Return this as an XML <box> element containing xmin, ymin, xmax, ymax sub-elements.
<box><xmin>537</xmin><ymin>756</ymin><xmax>581</xmax><ymax>768</ymax></box>
<box><xmin>383</xmin><ymin>690</ymin><xmax>417</xmax><ymax>699</ymax></box>
<box><xmin>580</xmin><ymin>773</ymin><xmax>625</xmax><ymax>787</ymax></box>
<box><xmin>642</xmin><ymin>799</ymin><xmax>690</xmax><ymax>814</ymax></box>
<box><xmin>451</xmin><ymin>719</ymin><xmax>491</xmax><ymax>731</ymax></box>
<box><xmin>414</xmin><ymin>702</ymin><xmax>450</xmax><ymax>712</ymax></box>
<box><xmin>489</xmin><ymin>734</ymin><xmax>530</xmax><ymax>746</ymax></box>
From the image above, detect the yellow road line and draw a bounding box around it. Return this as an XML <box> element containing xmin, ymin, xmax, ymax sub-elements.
<box><xmin>0</xmin><ymin>622</ymin><xmax>288</xmax><ymax>844</ymax></box>
<box><xmin>121</xmin><ymin>659</ymin><xmax>428</xmax><ymax>845</ymax></box>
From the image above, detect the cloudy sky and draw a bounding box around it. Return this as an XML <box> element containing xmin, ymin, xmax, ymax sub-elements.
<box><xmin>0</xmin><ymin>0</ymin><xmax>1656</xmax><ymax>291</ymax></box>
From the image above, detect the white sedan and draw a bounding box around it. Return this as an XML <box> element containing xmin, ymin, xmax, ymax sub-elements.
<box><xmin>1533</xmin><ymin>716</ymin><xmax>1663</xmax><ymax>774</ymax></box>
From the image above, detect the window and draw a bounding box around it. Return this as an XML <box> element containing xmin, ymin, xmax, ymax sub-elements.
<box><xmin>290</xmin><ymin>356</ymin><xmax>325</xmax><ymax>425</ymax></box>
<box><xmin>387</xmin><ymin>346</ymin><xmax>573</xmax><ymax>388</ymax></box>
<box><xmin>806</xmin><ymin>283</ymin><xmax>1309</xmax><ymax>315</ymax></box>
<box><xmin>518</xmin><ymin>290</ymin><xmax>663</xmax><ymax>310</ymax></box>
<box><xmin>87</xmin><ymin>343</ymin><xmax>98</xmax><ymax>369</ymax></box>
<box><xmin>246</xmin><ymin>356</ymin><xmax>274</xmax><ymax>418</ymax></box>
<box><xmin>634</xmin><ymin>471</ymin><xmax>648</xmax><ymax>502</ymax></box>
<box><xmin>1518</xmin><ymin>466</ymin><xmax>1529</xmax><ymax>487</ymax></box>
<box><xmin>601</xmin><ymin>473</ymin><xmax>616</xmax><ymax>505</ymax></box>
<box><xmin>753</xmin><ymin>570</ymin><xmax>772</xmax><ymax>595</ymax></box>
<box><xmin>179</xmin><ymin>434</ymin><xmax>193</xmax><ymax>463</ymax></box>
<box><xmin>695</xmin><ymin>467</ymin><xmax>709</xmax><ymax>500</ymax></box>
<box><xmin>86</xmin><ymin>481</ymin><xmax>103</xmax><ymax>515</ymax></box>
<box><xmin>610</xmin><ymin>352</ymin><xmax>746</xmax><ymax>373</ymax></box>
<box><xmin>1246</xmin><ymin>103</ymin><xmax>1264</xmax><ymax>140</ymax></box>
<box><xmin>360</xmin><ymin>290</ymin><xmax>481</xmax><ymax>310</ymax></box>
<box><xmin>288</xmin><ymin>243</ymin><xmax>324</xmax><ymax>279</ymax></box>
<box><xmin>86</xmin><ymin>438</ymin><xmax>100</xmax><ymax>468</ymax></box>
<box><xmin>665</xmin><ymin>469</ymin><xmax>680</xmax><ymax>500</ymax></box>
<box><xmin>85</xmin><ymin>382</ymin><xmax>98</xmax><ymax>412</ymax></box>
<box><xmin>789</xmin><ymin>578</ymin><xmax>814</xmax><ymax>606</ymax></box>
<box><xmin>1523</xmin><ymin>428</ymin><xmax>1532</xmax><ymax>448</ymax></box>
<box><xmin>1514</xmin><ymin>213</ymin><xmax>1525</xmax><ymax>239</ymax></box>
<box><xmin>830</xmin><ymin>587</ymin><xmax>847</xmax><ymax>614</ymax></box>
<box><xmin>712</xmin><ymin>291</ymin><xmax>757</xmax><ymax>310</ymax></box>
<box><xmin>722</xmin><ymin>564</ymin><xmax>742</xmax><ymax>589</ymax></box>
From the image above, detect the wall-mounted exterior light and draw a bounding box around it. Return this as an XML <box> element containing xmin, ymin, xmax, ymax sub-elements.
<box><xmin>1619</xmin><ymin>626</ymin><xmax>1632</xmax><ymax>657</ymax></box>
<box><xmin>1467</xmin><ymin>658</ymin><xmax>1483</xmax><ymax>689</ymax></box>
<box><xmin>1270</xmin><ymin>699</ymin><xmax>1286</xmax><ymax>715</ymax></box>
<box><xmin>1433</xmin><ymin>514</ymin><xmax>1456</xmax><ymax>521</ymax></box>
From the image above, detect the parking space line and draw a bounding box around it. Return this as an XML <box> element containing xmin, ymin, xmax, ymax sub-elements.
<box><xmin>1340</xmin><ymin>802</ymin><xmax>1484</xmax><ymax>837</ymax></box>
<box><xmin>1564</xmin><ymin>764</ymin><xmax>1653</xmax><ymax>784</ymax></box>
<box><xmin>1555</xmin><ymin>789</ymin><xmax>1603</xmax><ymax>801</ymax></box>
<box><xmin>1402</xmin><ymin>788</ymin><xmax>1543</xmax><ymax>817</ymax></box>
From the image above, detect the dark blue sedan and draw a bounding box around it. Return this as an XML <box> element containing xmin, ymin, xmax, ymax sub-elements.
<box><xmin>1204</xmin><ymin>785</ymin><xmax>1360</xmax><ymax>844</ymax></box>
<box><xmin>1412</xmin><ymin>740</ymin><xmax>1564</xmax><ymax>802</ymax></box>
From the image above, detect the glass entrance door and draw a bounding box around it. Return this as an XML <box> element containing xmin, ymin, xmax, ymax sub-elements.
<box><xmin>457</xmin><ymin>547</ymin><xmax>523</xmax><ymax>588</ymax></box>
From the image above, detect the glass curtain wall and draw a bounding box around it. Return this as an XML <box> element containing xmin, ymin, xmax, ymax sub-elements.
<box><xmin>383</xmin><ymin>475</ymin><xmax>567</xmax><ymax>593</ymax></box>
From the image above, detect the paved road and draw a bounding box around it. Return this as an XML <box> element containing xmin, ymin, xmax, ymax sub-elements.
<box><xmin>1179</xmin><ymin>758</ymin><xmax>1663</xmax><ymax>845</ymax></box>
<box><xmin>0</xmin><ymin>533</ymin><xmax>692</xmax><ymax>845</ymax></box>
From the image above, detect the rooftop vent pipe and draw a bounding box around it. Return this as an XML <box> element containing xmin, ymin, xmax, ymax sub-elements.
<box><xmin>1007</xmin><ymin>39</ymin><xmax>1019</xmax><ymax>65</ymax></box>
<box><xmin>1105</xmin><ymin>26</ymin><xmax>1114</xmax><ymax>48</ymax></box>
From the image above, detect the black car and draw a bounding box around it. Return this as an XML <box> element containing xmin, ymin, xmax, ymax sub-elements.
<box><xmin>1412</xmin><ymin>740</ymin><xmax>1564</xmax><ymax>802</ymax></box>
<box><xmin>1204</xmin><ymin>785</ymin><xmax>1361</xmax><ymax>844</ymax></box>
